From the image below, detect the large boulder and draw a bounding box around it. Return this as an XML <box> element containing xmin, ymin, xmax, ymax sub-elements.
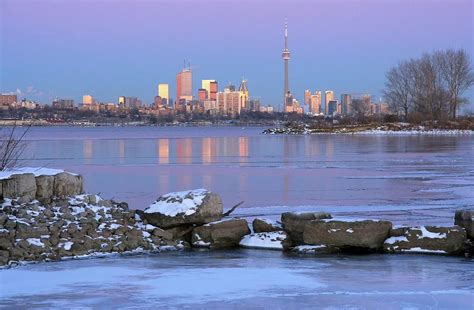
<box><xmin>35</xmin><ymin>175</ymin><xmax>55</xmax><ymax>200</ymax></box>
<box><xmin>53</xmin><ymin>172</ymin><xmax>83</xmax><ymax>197</ymax></box>
<box><xmin>383</xmin><ymin>226</ymin><xmax>466</xmax><ymax>255</ymax></box>
<box><xmin>191</xmin><ymin>219</ymin><xmax>250</xmax><ymax>249</ymax></box>
<box><xmin>143</xmin><ymin>189</ymin><xmax>223</xmax><ymax>228</ymax></box>
<box><xmin>252</xmin><ymin>218</ymin><xmax>282</xmax><ymax>233</ymax></box>
<box><xmin>281</xmin><ymin>212</ymin><xmax>332</xmax><ymax>245</ymax></box>
<box><xmin>454</xmin><ymin>210</ymin><xmax>473</xmax><ymax>239</ymax></box>
<box><xmin>1</xmin><ymin>173</ymin><xmax>37</xmax><ymax>201</ymax></box>
<box><xmin>303</xmin><ymin>219</ymin><xmax>392</xmax><ymax>250</ymax></box>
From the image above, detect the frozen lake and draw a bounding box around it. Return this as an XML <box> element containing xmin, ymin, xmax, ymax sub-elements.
<box><xmin>3</xmin><ymin>126</ymin><xmax>473</xmax><ymax>307</ymax></box>
<box><xmin>23</xmin><ymin>126</ymin><xmax>474</xmax><ymax>210</ymax></box>
<box><xmin>1</xmin><ymin>250</ymin><xmax>473</xmax><ymax>308</ymax></box>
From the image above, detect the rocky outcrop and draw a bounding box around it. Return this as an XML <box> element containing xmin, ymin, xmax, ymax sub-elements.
<box><xmin>252</xmin><ymin>218</ymin><xmax>282</xmax><ymax>233</ymax></box>
<box><xmin>191</xmin><ymin>219</ymin><xmax>250</xmax><ymax>249</ymax></box>
<box><xmin>0</xmin><ymin>195</ymin><xmax>184</xmax><ymax>266</ymax></box>
<box><xmin>281</xmin><ymin>212</ymin><xmax>332</xmax><ymax>245</ymax></box>
<box><xmin>143</xmin><ymin>189</ymin><xmax>223</xmax><ymax>228</ymax></box>
<box><xmin>383</xmin><ymin>226</ymin><xmax>466</xmax><ymax>255</ymax></box>
<box><xmin>303</xmin><ymin>219</ymin><xmax>392</xmax><ymax>251</ymax></box>
<box><xmin>52</xmin><ymin>173</ymin><xmax>83</xmax><ymax>197</ymax></box>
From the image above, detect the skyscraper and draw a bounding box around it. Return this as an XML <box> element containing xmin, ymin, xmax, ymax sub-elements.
<box><xmin>304</xmin><ymin>89</ymin><xmax>311</xmax><ymax>106</ymax></box>
<box><xmin>198</xmin><ymin>89</ymin><xmax>208</xmax><ymax>101</ymax></box>
<box><xmin>341</xmin><ymin>94</ymin><xmax>352</xmax><ymax>115</ymax></box>
<box><xmin>158</xmin><ymin>84</ymin><xmax>169</xmax><ymax>105</ymax></box>
<box><xmin>176</xmin><ymin>66</ymin><xmax>192</xmax><ymax>104</ymax></box>
<box><xmin>325</xmin><ymin>90</ymin><xmax>334</xmax><ymax>115</ymax></box>
<box><xmin>309</xmin><ymin>91</ymin><xmax>322</xmax><ymax>114</ymax></box>
<box><xmin>209</xmin><ymin>81</ymin><xmax>218</xmax><ymax>100</ymax></box>
<box><xmin>202</xmin><ymin>80</ymin><xmax>216</xmax><ymax>100</ymax></box>
<box><xmin>282</xmin><ymin>21</ymin><xmax>291</xmax><ymax>112</ymax></box>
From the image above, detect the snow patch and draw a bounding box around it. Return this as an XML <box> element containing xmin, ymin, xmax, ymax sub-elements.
<box><xmin>384</xmin><ymin>236</ymin><xmax>409</xmax><ymax>244</ymax></box>
<box><xmin>401</xmin><ymin>247</ymin><xmax>447</xmax><ymax>254</ymax></box>
<box><xmin>0</xmin><ymin>167</ymin><xmax>75</xmax><ymax>180</ymax></box>
<box><xmin>26</xmin><ymin>238</ymin><xmax>44</xmax><ymax>247</ymax></box>
<box><xmin>417</xmin><ymin>226</ymin><xmax>447</xmax><ymax>239</ymax></box>
<box><xmin>239</xmin><ymin>231</ymin><xmax>286</xmax><ymax>250</ymax></box>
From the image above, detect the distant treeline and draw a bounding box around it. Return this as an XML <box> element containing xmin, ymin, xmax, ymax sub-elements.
<box><xmin>384</xmin><ymin>49</ymin><xmax>474</xmax><ymax>120</ymax></box>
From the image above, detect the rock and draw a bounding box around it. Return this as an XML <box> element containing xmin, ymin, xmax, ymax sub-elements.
<box><xmin>0</xmin><ymin>250</ymin><xmax>9</xmax><ymax>265</ymax></box>
<box><xmin>53</xmin><ymin>172</ymin><xmax>84</xmax><ymax>197</ymax></box>
<box><xmin>1</xmin><ymin>173</ymin><xmax>37</xmax><ymax>201</ymax></box>
<box><xmin>143</xmin><ymin>189</ymin><xmax>223</xmax><ymax>228</ymax></box>
<box><xmin>35</xmin><ymin>175</ymin><xmax>54</xmax><ymax>200</ymax></box>
<box><xmin>454</xmin><ymin>210</ymin><xmax>474</xmax><ymax>239</ymax></box>
<box><xmin>252</xmin><ymin>218</ymin><xmax>282</xmax><ymax>233</ymax></box>
<box><xmin>383</xmin><ymin>226</ymin><xmax>466</xmax><ymax>255</ymax></box>
<box><xmin>239</xmin><ymin>231</ymin><xmax>288</xmax><ymax>250</ymax></box>
<box><xmin>281</xmin><ymin>212</ymin><xmax>332</xmax><ymax>245</ymax></box>
<box><xmin>303</xmin><ymin>219</ymin><xmax>392</xmax><ymax>250</ymax></box>
<box><xmin>192</xmin><ymin>219</ymin><xmax>250</xmax><ymax>249</ymax></box>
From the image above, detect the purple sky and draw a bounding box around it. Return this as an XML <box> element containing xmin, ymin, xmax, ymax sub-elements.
<box><xmin>1</xmin><ymin>0</ymin><xmax>473</xmax><ymax>109</ymax></box>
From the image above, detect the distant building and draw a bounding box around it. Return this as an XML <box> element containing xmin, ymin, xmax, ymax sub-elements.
<box><xmin>154</xmin><ymin>96</ymin><xmax>162</xmax><ymax>108</ymax></box>
<box><xmin>341</xmin><ymin>94</ymin><xmax>352</xmax><ymax>115</ymax></box>
<box><xmin>158</xmin><ymin>84</ymin><xmax>169</xmax><ymax>105</ymax></box>
<box><xmin>304</xmin><ymin>89</ymin><xmax>311</xmax><ymax>106</ymax></box>
<box><xmin>52</xmin><ymin>98</ymin><xmax>74</xmax><ymax>109</ymax></box>
<box><xmin>201</xmin><ymin>80</ymin><xmax>216</xmax><ymax>100</ymax></box>
<box><xmin>328</xmin><ymin>100</ymin><xmax>339</xmax><ymax>116</ymax></box>
<box><xmin>324</xmin><ymin>90</ymin><xmax>334</xmax><ymax>115</ymax></box>
<box><xmin>198</xmin><ymin>89</ymin><xmax>208</xmax><ymax>102</ymax></box>
<box><xmin>176</xmin><ymin>67</ymin><xmax>192</xmax><ymax>104</ymax></box>
<box><xmin>249</xmin><ymin>99</ymin><xmax>261</xmax><ymax>112</ymax></box>
<box><xmin>238</xmin><ymin>79</ymin><xmax>249</xmax><ymax>110</ymax></box>
<box><xmin>309</xmin><ymin>91</ymin><xmax>322</xmax><ymax>114</ymax></box>
<box><xmin>118</xmin><ymin>96</ymin><xmax>140</xmax><ymax>108</ymax></box>
<box><xmin>217</xmin><ymin>86</ymin><xmax>240</xmax><ymax>116</ymax></box>
<box><xmin>82</xmin><ymin>95</ymin><xmax>94</xmax><ymax>106</ymax></box>
<box><xmin>209</xmin><ymin>81</ymin><xmax>218</xmax><ymax>101</ymax></box>
<box><xmin>0</xmin><ymin>94</ymin><xmax>17</xmax><ymax>106</ymax></box>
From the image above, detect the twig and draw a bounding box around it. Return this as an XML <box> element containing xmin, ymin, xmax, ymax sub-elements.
<box><xmin>222</xmin><ymin>201</ymin><xmax>244</xmax><ymax>217</ymax></box>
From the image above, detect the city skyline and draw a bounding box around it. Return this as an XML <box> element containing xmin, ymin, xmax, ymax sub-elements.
<box><xmin>1</xmin><ymin>0</ymin><xmax>473</xmax><ymax>109</ymax></box>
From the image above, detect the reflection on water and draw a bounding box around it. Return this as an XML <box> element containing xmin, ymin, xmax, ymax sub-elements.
<box><xmin>22</xmin><ymin>127</ymin><xmax>473</xmax><ymax>209</ymax></box>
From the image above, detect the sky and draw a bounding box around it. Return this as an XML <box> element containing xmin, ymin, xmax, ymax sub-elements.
<box><xmin>1</xmin><ymin>0</ymin><xmax>473</xmax><ymax>110</ymax></box>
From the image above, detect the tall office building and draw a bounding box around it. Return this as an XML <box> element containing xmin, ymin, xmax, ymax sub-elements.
<box><xmin>217</xmin><ymin>86</ymin><xmax>240</xmax><ymax>116</ymax></box>
<box><xmin>328</xmin><ymin>100</ymin><xmax>339</xmax><ymax>116</ymax></box>
<box><xmin>176</xmin><ymin>66</ymin><xmax>193</xmax><ymax>104</ymax></box>
<box><xmin>341</xmin><ymin>94</ymin><xmax>352</xmax><ymax>115</ymax></box>
<box><xmin>209</xmin><ymin>81</ymin><xmax>218</xmax><ymax>100</ymax></box>
<box><xmin>158</xmin><ymin>84</ymin><xmax>169</xmax><ymax>105</ymax></box>
<box><xmin>201</xmin><ymin>80</ymin><xmax>216</xmax><ymax>100</ymax></box>
<box><xmin>304</xmin><ymin>89</ymin><xmax>311</xmax><ymax>105</ymax></box>
<box><xmin>282</xmin><ymin>21</ymin><xmax>291</xmax><ymax>112</ymax></box>
<box><xmin>83</xmin><ymin>95</ymin><xmax>94</xmax><ymax>106</ymax></box>
<box><xmin>198</xmin><ymin>89</ymin><xmax>208</xmax><ymax>101</ymax></box>
<box><xmin>325</xmin><ymin>90</ymin><xmax>334</xmax><ymax>115</ymax></box>
<box><xmin>309</xmin><ymin>91</ymin><xmax>322</xmax><ymax>114</ymax></box>
<box><xmin>239</xmin><ymin>79</ymin><xmax>249</xmax><ymax>110</ymax></box>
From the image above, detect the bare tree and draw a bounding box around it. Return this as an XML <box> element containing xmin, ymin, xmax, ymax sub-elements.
<box><xmin>0</xmin><ymin>122</ymin><xmax>31</xmax><ymax>171</ymax></box>
<box><xmin>383</xmin><ymin>59</ymin><xmax>415</xmax><ymax>120</ymax></box>
<box><xmin>439</xmin><ymin>49</ymin><xmax>474</xmax><ymax>119</ymax></box>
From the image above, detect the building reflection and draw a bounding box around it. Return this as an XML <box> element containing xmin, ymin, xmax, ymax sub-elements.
<box><xmin>201</xmin><ymin>138</ymin><xmax>214</xmax><ymax>164</ymax></box>
<box><xmin>176</xmin><ymin>138</ymin><xmax>192</xmax><ymax>164</ymax></box>
<box><xmin>239</xmin><ymin>137</ymin><xmax>248</xmax><ymax>163</ymax></box>
<box><xmin>118</xmin><ymin>140</ymin><xmax>125</xmax><ymax>163</ymax></box>
<box><xmin>158</xmin><ymin>139</ymin><xmax>169</xmax><ymax>164</ymax></box>
<box><xmin>83</xmin><ymin>140</ymin><xmax>93</xmax><ymax>163</ymax></box>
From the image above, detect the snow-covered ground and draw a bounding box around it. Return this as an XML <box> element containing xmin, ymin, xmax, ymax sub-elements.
<box><xmin>0</xmin><ymin>250</ymin><xmax>472</xmax><ymax>308</ymax></box>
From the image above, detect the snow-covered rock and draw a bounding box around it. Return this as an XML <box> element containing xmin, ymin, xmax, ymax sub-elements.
<box><xmin>144</xmin><ymin>189</ymin><xmax>223</xmax><ymax>228</ymax></box>
<box><xmin>383</xmin><ymin>226</ymin><xmax>466</xmax><ymax>255</ymax></box>
<box><xmin>239</xmin><ymin>231</ymin><xmax>288</xmax><ymax>250</ymax></box>
<box><xmin>303</xmin><ymin>219</ymin><xmax>392</xmax><ymax>250</ymax></box>
<box><xmin>291</xmin><ymin>245</ymin><xmax>330</xmax><ymax>255</ymax></box>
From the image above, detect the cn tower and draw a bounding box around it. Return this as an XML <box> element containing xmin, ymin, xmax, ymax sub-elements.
<box><xmin>282</xmin><ymin>20</ymin><xmax>291</xmax><ymax>110</ymax></box>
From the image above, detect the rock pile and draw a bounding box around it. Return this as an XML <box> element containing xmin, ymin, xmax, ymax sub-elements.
<box><xmin>1</xmin><ymin>170</ymin><xmax>472</xmax><ymax>267</ymax></box>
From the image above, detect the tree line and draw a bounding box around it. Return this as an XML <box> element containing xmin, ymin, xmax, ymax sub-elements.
<box><xmin>384</xmin><ymin>49</ymin><xmax>474</xmax><ymax>120</ymax></box>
